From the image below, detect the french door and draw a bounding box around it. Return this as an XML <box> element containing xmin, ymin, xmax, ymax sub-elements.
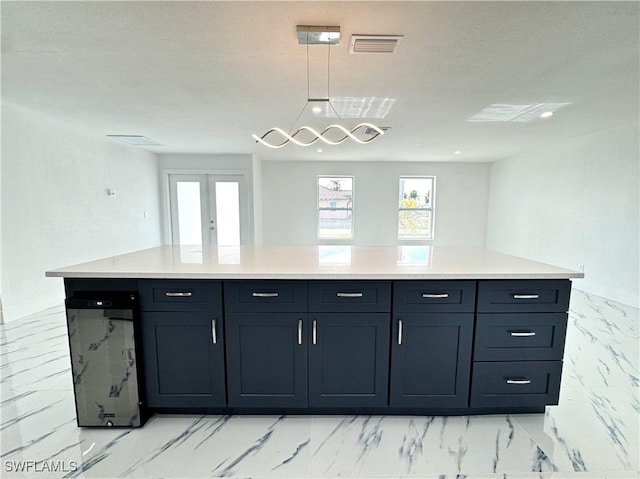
<box><xmin>168</xmin><ymin>174</ymin><xmax>249</xmax><ymax>246</ymax></box>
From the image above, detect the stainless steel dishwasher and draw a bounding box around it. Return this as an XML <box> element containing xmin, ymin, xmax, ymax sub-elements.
<box><xmin>65</xmin><ymin>293</ymin><xmax>146</xmax><ymax>427</ymax></box>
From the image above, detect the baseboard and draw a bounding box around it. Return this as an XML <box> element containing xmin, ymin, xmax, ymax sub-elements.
<box><xmin>2</xmin><ymin>294</ymin><xmax>65</xmax><ymax>323</ymax></box>
<box><xmin>573</xmin><ymin>282</ymin><xmax>639</xmax><ymax>309</ymax></box>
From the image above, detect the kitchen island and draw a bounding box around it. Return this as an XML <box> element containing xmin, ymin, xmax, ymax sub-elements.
<box><xmin>47</xmin><ymin>245</ymin><xmax>583</xmax><ymax>426</ymax></box>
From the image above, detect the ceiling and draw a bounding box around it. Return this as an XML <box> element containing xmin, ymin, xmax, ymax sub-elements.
<box><xmin>2</xmin><ymin>1</ymin><xmax>638</xmax><ymax>162</ymax></box>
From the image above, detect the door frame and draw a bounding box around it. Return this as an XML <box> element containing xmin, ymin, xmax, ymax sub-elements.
<box><xmin>161</xmin><ymin>169</ymin><xmax>254</xmax><ymax>246</ymax></box>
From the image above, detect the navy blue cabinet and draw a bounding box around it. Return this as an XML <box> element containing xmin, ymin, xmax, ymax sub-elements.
<box><xmin>225</xmin><ymin>281</ymin><xmax>391</xmax><ymax>409</ymax></box>
<box><xmin>225</xmin><ymin>313</ymin><xmax>308</xmax><ymax>408</ymax></box>
<box><xmin>308</xmin><ymin>313</ymin><xmax>389</xmax><ymax>407</ymax></box>
<box><xmin>390</xmin><ymin>313</ymin><xmax>474</xmax><ymax>407</ymax></box>
<box><xmin>66</xmin><ymin>277</ymin><xmax>572</xmax><ymax>417</ymax></box>
<box><xmin>139</xmin><ymin>280</ymin><xmax>226</xmax><ymax>409</ymax></box>
<box><xmin>141</xmin><ymin>312</ymin><xmax>226</xmax><ymax>408</ymax></box>
<box><xmin>308</xmin><ymin>282</ymin><xmax>391</xmax><ymax>408</ymax></box>
<box><xmin>470</xmin><ymin>280</ymin><xmax>570</xmax><ymax>409</ymax></box>
<box><xmin>390</xmin><ymin>281</ymin><xmax>476</xmax><ymax>408</ymax></box>
<box><xmin>224</xmin><ymin>281</ymin><xmax>308</xmax><ymax>408</ymax></box>
<box><xmin>470</xmin><ymin>361</ymin><xmax>563</xmax><ymax>408</ymax></box>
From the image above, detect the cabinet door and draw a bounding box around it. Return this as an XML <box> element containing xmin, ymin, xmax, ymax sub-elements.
<box><xmin>142</xmin><ymin>312</ymin><xmax>226</xmax><ymax>408</ymax></box>
<box><xmin>390</xmin><ymin>313</ymin><xmax>473</xmax><ymax>408</ymax></box>
<box><xmin>225</xmin><ymin>313</ymin><xmax>308</xmax><ymax>408</ymax></box>
<box><xmin>308</xmin><ymin>313</ymin><xmax>389</xmax><ymax>407</ymax></box>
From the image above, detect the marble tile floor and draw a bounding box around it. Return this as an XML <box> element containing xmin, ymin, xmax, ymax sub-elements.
<box><xmin>1</xmin><ymin>289</ymin><xmax>637</xmax><ymax>479</ymax></box>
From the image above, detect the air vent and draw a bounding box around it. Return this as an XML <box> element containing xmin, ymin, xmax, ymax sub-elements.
<box><xmin>349</xmin><ymin>35</ymin><xmax>403</xmax><ymax>54</ymax></box>
<box><xmin>106</xmin><ymin>135</ymin><xmax>162</xmax><ymax>146</ymax></box>
<box><xmin>364</xmin><ymin>126</ymin><xmax>390</xmax><ymax>135</ymax></box>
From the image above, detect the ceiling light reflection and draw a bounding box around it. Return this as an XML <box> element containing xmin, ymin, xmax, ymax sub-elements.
<box><xmin>467</xmin><ymin>102</ymin><xmax>570</xmax><ymax>122</ymax></box>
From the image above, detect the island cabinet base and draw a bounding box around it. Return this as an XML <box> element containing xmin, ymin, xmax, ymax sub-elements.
<box><xmin>63</xmin><ymin>277</ymin><xmax>572</xmax><ymax>425</ymax></box>
<box><xmin>146</xmin><ymin>405</ymin><xmax>548</xmax><ymax>416</ymax></box>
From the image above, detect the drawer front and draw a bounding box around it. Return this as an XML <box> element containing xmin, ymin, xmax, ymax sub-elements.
<box><xmin>224</xmin><ymin>281</ymin><xmax>307</xmax><ymax>312</ymax></box>
<box><xmin>470</xmin><ymin>361</ymin><xmax>562</xmax><ymax>408</ymax></box>
<box><xmin>393</xmin><ymin>281</ymin><xmax>476</xmax><ymax>313</ymax></box>
<box><xmin>477</xmin><ymin>280</ymin><xmax>571</xmax><ymax>313</ymax></box>
<box><xmin>308</xmin><ymin>281</ymin><xmax>391</xmax><ymax>312</ymax></box>
<box><xmin>139</xmin><ymin>280</ymin><xmax>222</xmax><ymax>311</ymax></box>
<box><xmin>474</xmin><ymin>313</ymin><xmax>567</xmax><ymax>361</ymax></box>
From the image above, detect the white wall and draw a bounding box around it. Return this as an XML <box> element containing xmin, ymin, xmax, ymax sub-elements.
<box><xmin>261</xmin><ymin>160</ymin><xmax>491</xmax><ymax>247</ymax></box>
<box><xmin>158</xmin><ymin>154</ymin><xmax>253</xmax><ymax>171</ymax></box>
<box><xmin>252</xmin><ymin>156</ymin><xmax>263</xmax><ymax>245</ymax></box>
<box><xmin>0</xmin><ymin>103</ymin><xmax>3</xmax><ymax>323</ymax></box>
<box><xmin>487</xmin><ymin>122</ymin><xmax>640</xmax><ymax>307</ymax></box>
<box><xmin>1</xmin><ymin>102</ymin><xmax>163</xmax><ymax>322</ymax></box>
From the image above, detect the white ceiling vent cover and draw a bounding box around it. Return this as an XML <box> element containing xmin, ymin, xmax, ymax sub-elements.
<box><xmin>349</xmin><ymin>35</ymin><xmax>403</xmax><ymax>54</ymax></box>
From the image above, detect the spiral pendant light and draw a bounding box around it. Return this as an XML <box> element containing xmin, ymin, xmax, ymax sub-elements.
<box><xmin>252</xmin><ymin>26</ymin><xmax>385</xmax><ymax>148</ymax></box>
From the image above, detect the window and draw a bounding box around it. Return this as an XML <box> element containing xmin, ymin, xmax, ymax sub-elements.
<box><xmin>318</xmin><ymin>176</ymin><xmax>354</xmax><ymax>240</ymax></box>
<box><xmin>398</xmin><ymin>176</ymin><xmax>435</xmax><ymax>240</ymax></box>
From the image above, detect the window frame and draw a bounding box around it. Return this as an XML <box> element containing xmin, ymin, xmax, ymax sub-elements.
<box><xmin>397</xmin><ymin>176</ymin><xmax>436</xmax><ymax>241</ymax></box>
<box><xmin>317</xmin><ymin>175</ymin><xmax>355</xmax><ymax>243</ymax></box>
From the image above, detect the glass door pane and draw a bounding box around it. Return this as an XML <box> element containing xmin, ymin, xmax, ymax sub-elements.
<box><xmin>214</xmin><ymin>181</ymin><xmax>241</xmax><ymax>246</ymax></box>
<box><xmin>176</xmin><ymin>181</ymin><xmax>203</xmax><ymax>245</ymax></box>
<box><xmin>169</xmin><ymin>174</ymin><xmax>210</xmax><ymax>246</ymax></box>
<box><xmin>169</xmin><ymin>173</ymin><xmax>249</xmax><ymax>247</ymax></box>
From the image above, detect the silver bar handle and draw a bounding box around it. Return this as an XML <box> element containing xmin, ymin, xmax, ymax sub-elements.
<box><xmin>297</xmin><ymin>319</ymin><xmax>303</xmax><ymax>345</ymax></box>
<box><xmin>513</xmin><ymin>294</ymin><xmax>540</xmax><ymax>299</ymax></box>
<box><xmin>336</xmin><ymin>292</ymin><xmax>363</xmax><ymax>298</ymax></box>
<box><xmin>165</xmin><ymin>292</ymin><xmax>193</xmax><ymax>297</ymax></box>
<box><xmin>506</xmin><ymin>378</ymin><xmax>531</xmax><ymax>385</ymax></box>
<box><xmin>510</xmin><ymin>331</ymin><xmax>536</xmax><ymax>337</ymax></box>
<box><xmin>398</xmin><ymin>319</ymin><xmax>403</xmax><ymax>345</ymax></box>
<box><xmin>312</xmin><ymin>320</ymin><xmax>317</xmax><ymax>345</ymax></box>
<box><xmin>211</xmin><ymin>319</ymin><xmax>217</xmax><ymax>344</ymax></box>
<box><xmin>252</xmin><ymin>292</ymin><xmax>279</xmax><ymax>298</ymax></box>
<box><xmin>422</xmin><ymin>293</ymin><xmax>449</xmax><ymax>298</ymax></box>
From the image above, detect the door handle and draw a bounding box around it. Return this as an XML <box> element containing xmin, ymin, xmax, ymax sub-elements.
<box><xmin>506</xmin><ymin>378</ymin><xmax>531</xmax><ymax>385</ymax></box>
<box><xmin>312</xmin><ymin>320</ymin><xmax>317</xmax><ymax>345</ymax></box>
<box><xmin>252</xmin><ymin>292</ymin><xmax>279</xmax><ymax>298</ymax></box>
<box><xmin>336</xmin><ymin>292</ymin><xmax>363</xmax><ymax>298</ymax></box>
<box><xmin>422</xmin><ymin>293</ymin><xmax>449</xmax><ymax>298</ymax></box>
<box><xmin>513</xmin><ymin>294</ymin><xmax>540</xmax><ymax>299</ymax></box>
<box><xmin>398</xmin><ymin>319</ymin><xmax>403</xmax><ymax>345</ymax></box>
<box><xmin>165</xmin><ymin>292</ymin><xmax>192</xmax><ymax>297</ymax></box>
<box><xmin>297</xmin><ymin>319</ymin><xmax>303</xmax><ymax>345</ymax></box>
<box><xmin>211</xmin><ymin>319</ymin><xmax>217</xmax><ymax>344</ymax></box>
<box><xmin>510</xmin><ymin>331</ymin><xmax>536</xmax><ymax>337</ymax></box>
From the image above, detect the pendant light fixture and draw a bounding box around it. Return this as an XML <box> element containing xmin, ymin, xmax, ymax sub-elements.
<box><xmin>252</xmin><ymin>26</ymin><xmax>385</xmax><ymax>149</ymax></box>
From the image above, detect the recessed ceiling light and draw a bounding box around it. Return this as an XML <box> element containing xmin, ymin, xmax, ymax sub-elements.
<box><xmin>317</xmin><ymin>148</ymin><xmax>323</xmax><ymax>153</ymax></box>
<box><xmin>312</xmin><ymin>106</ymin><xmax>322</xmax><ymax>114</ymax></box>
<box><xmin>107</xmin><ymin>135</ymin><xmax>162</xmax><ymax>146</ymax></box>
<box><xmin>454</xmin><ymin>150</ymin><xmax>461</xmax><ymax>155</ymax></box>
<box><xmin>540</xmin><ymin>111</ymin><xmax>554</xmax><ymax>119</ymax></box>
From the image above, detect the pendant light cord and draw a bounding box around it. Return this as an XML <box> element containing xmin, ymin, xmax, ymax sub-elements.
<box><xmin>290</xmin><ymin>32</ymin><xmax>342</xmax><ymax>132</ymax></box>
<box><xmin>327</xmin><ymin>38</ymin><xmax>330</xmax><ymax>100</ymax></box>
<box><xmin>327</xmin><ymin>39</ymin><xmax>342</xmax><ymax>120</ymax></box>
<box><xmin>253</xmin><ymin>27</ymin><xmax>386</xmax><ymax>147</ymax></box>
<box><xmin>288</xmin><ymin>33</ymin><xmax>310</xmax><ymax>134</ymax></box>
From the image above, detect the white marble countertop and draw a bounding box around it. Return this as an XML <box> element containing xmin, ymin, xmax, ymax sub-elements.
<box><xmin>46</xmin><ymin>245</ymin><xmax>584</xmax><ymax>280</ymax></box>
